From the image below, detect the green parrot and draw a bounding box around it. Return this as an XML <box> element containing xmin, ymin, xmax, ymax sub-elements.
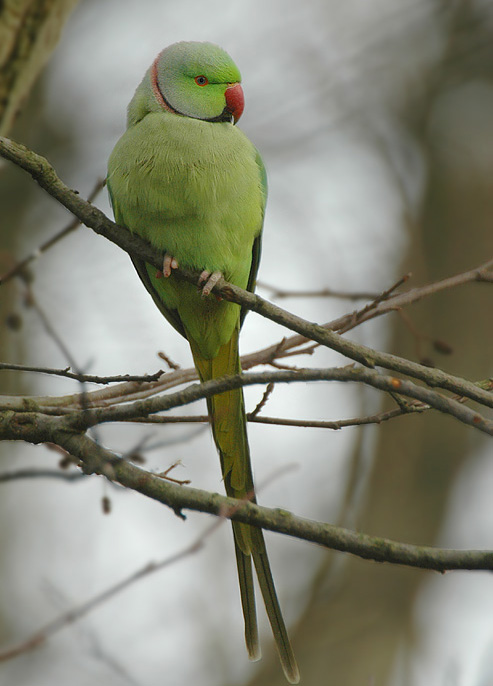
<box><xmin>107</xmin><ymin>42</ymin><xmax>299</xmax><ymax>683</ymax></box>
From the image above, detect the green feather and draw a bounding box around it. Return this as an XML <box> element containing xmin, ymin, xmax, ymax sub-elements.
<box><xmin>107</xmin><ymin>41</ymin><xmax>299</xmax><ymax>684</ymax></box>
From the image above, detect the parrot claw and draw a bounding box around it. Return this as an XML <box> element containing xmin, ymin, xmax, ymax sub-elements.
<box><xmin>163</xmin><ymin>253</ymin><xmax>179</xmax><ymax>278</ymax></box>
<box><xmin>198</xmin><ymin>270</ymin><xmax>223</xmax><ymax>298</ymax></box>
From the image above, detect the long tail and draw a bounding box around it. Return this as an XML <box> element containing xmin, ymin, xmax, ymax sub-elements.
<box><xmin>190</xmin><ymin>330</ymin><xmax>300</xmax><ymax>684</ymax></box>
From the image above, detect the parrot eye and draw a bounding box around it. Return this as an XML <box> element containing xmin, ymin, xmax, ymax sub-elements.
<box><xmin>195</xmin><ymin>75</ymin><xmax>208</xmax><ymax>86</ymax></box>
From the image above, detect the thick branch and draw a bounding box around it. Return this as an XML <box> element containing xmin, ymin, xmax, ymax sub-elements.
<box><xmin>0</xmin><ymin>136</ymin><xmax>161</xmax><ymax>274</ymax></box>
<box><xmin>60</xmin><ymin>367</ymin><xmax>493</xmax><ymax>437</ymax></box>
<box><xmin>1</xmin><ymin>137</ymin><xmax>492</xmax><ymax>411</ymax></box>
<box><xmin>4</xmin><ymin>416</ymin><xmax>491</xmax><ymax>573</ymax></box>
<box><xmin>0</xmin><ymin>124</ymin><xmax>491</xmax><ymax>568</ymax></box>
<box><xmin>1</xmin><ymin>367</ymin><xmax>491</xmax><ymax>436</ymax></box>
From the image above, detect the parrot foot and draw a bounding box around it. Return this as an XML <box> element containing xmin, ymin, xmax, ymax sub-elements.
<box><xmin>163</xmin><ymin>253</ymin><xmax>179</xmax><ymax>277</ymax></box>
<box><xmin>198</xmin><ymin>270</ymin><xmax>223</xmax><ymax>298</ymax></box>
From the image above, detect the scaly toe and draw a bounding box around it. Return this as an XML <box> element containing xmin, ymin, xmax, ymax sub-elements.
<box><xmin>199</xmin><ymin>270</ymin><xmax>223</xmax><ymax>297</ymax></box>
<box><xmin>163</xmin><ymin>253</ymin><xmax>179</xmax><ymax>278</ymax></box>
<box><xmin>198</xmin><ymin>270</ymin><xmax>210</xmax><ymax>287</ymax></box>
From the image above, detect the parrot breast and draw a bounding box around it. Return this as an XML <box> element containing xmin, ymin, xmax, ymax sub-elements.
<box><xmin>107</xmin><ymin>109</ymin><xmax>264</xmax><ymax>358</ymax></box>
<box><xmin>108</xmin><ymin>111</ymin><xmax>262</xmax><ymax>276</ymax></box>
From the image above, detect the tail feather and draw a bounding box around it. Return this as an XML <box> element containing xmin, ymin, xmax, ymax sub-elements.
<box><xmin>190</xmin><ymin>329</ymin><xmax>299</xmax><ymax>683</ymax></box>
<box><xmin>251</xmin><ymin>529</ymin><xmax>300</xmax><ymax>684</ymax></box>
<box><xmin>234</xmin><ymin>534</ymin><xmax>260</xmax><ymax>661</ymax></box>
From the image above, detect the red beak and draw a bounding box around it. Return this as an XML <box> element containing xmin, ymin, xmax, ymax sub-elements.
<box><xmin>224</xmin><ymin>83</ymin><xmax>244</xmax><ymax>123</ymax></box>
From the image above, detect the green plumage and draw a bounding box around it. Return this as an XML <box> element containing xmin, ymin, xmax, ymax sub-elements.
<box><xmin>107</xmin><ymin>41</ymin><xmax>299</xmax><ymax>684</ymax></box>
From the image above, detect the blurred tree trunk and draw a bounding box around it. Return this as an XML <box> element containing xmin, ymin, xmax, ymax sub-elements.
<box><xmin>0</xmin><ymin>0</ymin><xmax>79</xmax><ymax>134</ymax></box>
<box><xmin>0</xmin><ymin>0</ymin><xmax>79</xmax><ymax>351</ymax></box>
<box><xmin>0</xmin><ymin>0</ymin><xmax>79</xmax><ymax>646</ymax></box>
<box><xmin>251</xmin><ymin>6</ymin><xmax>493</xmax><ymax>686</ymax></box>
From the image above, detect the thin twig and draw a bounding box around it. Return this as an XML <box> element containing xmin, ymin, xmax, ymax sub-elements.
<box><xmin>24</xmin><ymin>283</ymin><xmax>80</xmax><ymax>372</ymax></box>
<box><xmin>0</xmin><ymin>527</ymin><xmax>210</xmax><ymax>662</ymax></box>
<box><xmin>248</xmin><ymin>404</ymin><xmax>425</xmax><ymax>429</ymax></box>
<box><xmin>249</xmin><ymin>382</ymin><xmax>275</xmax><ymax>418</ymax></box>
<box><xmin>0</xmin><ymin>362</ymin><xmax>164</xmax><ymax>385</ymax></box>
<box><xmin>333</xmin><ymin>258</ymin><xmax>493</xmax><ymax>334</ymax></box>
<box><xmin>3</xmin><ymin>367</ymin><xmax>492</xmax><ymax>438</ymax></box>
<box><xmin>258</xmin><ymin>273</ymin><xmax>410</xmax><ymax>305</ymax></box>
<box><xmin>0</xmin><ymin>178</ymin><xmax>105</xmax><ymax>285</ymax></box>
<box><xmin>0</xmin><ymin>463</ymin><xmax>294</xmax><ymax>664</ymax></box>
<box><xmin>334</xmin><ymin>273</ymin><xmax>411</xmax><ymax>334</ymax></box>
<box><xmin>157</xmin><ymin>351</ymin><xmax>181</xmax><ymax>370</ymax></box>
<box><xmin>16</xmin><ymin>428</ymin><xmax>493</xmax><ymax>575</ymax></box>
<box><xmin>60</xmin><ymin>367</ymin><xmax>493</xmax><ymax>436</ymax></box>
<box><xmin>1</xmin><ymin>136</ymin><xmax>492</xmax><ymax>414</ymax></box>
<box><xmin>258</xmin><ymin>280</ymin><xmax>380</xmax><ymax>300</ymax></box>
<box><xmin>0</xmin><ymin>468</ymin><xmax>85</xmax><ymax>483</ymax></box>
<box><xmin>120</xmin><ymin>405</ymin><xmax>423</xmax><ymax>431</ymax></box>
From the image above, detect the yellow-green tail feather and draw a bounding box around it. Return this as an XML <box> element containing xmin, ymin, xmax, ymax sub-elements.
<box><xmin>190</xmin><ymin>330</ymin><xmax>299</xmax><ymax>683</ymax></box>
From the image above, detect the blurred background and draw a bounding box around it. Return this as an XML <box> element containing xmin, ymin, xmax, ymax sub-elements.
<box><xmin>1</xmin><ymin>1</ymin><xmax>493</xmax><ymax>684</ymax></box>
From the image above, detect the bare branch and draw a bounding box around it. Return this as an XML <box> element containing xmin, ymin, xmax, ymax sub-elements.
<box><xmin>249</xmin><ymin>382</ymin><xmax>275</xmax><ymax>418</ymax></box>
<box><xmin>2</xmin><ymin>367</ymin><xmax>492</xmax><ymax>441</ymax></box>
<box><xmin>120</xmin><ymin>405</ymin><xmax>423</xmax><ymax>431</ymax></box>
<box><xmin>0</xmin><ymin>136</ymin><xmax>163</xmax><ymax>277</ymax></box>
<box><xmin>0</xmin><ymin>463</ymin><xmax>296</xmax><ymax>664</ymax></box>
<box><xmin>0</xmin><ymin>136</ymin><xmax>492</xmax><ymax>414</ymax></box>
<box><xmin>0</xmin><ymin>518</ymin><xmax>212</xmax><ymax>662</ymax></box>
<box><xmin>259</xmin><ymin>272</ymin><xmax>411</xmax><ymax>307</ymax></box>
<box><xmin>3</xmin><ymin>422</ymin><xmax>492</xmax><ymax>576</ymax></box>
<box><xmin>0</xmin><ymin>468</ymin><xmax>84</xmax><ymax>483</ymax></box>
<box><xmin>0</xmin><ymin>177</ymin><xmax>105</xmax><ymax>285</ymax></box>
<box><xmin>1</xmin><ymin>137</ymin><xmax>493</xmax><ymax>592</ymax></box>
<box><xmin>334</xmin><ymin>258</ymin><xmax>493</xmax><ymax>335</ymax></box>
<box><xmin>0</xmin><ymin>362</ymin><xmax>164</xmax><ymax>385</ymax></box>
<box><xmin>63</xmin><ymin>367</ymin><xmax>493</xmax><ymax>436</ymax></box>
<box><xmin>258</xmin><ymin>281</ymin><xmax>380</xmax><ymax>300</ymax></box>
<box><xmin>247</xmin><ymin>403</ymin><xmax>425</xmax><ymax>430</ymax></box>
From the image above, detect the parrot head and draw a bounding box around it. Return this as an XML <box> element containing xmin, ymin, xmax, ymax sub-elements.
<box><xmin>140</xmin><ymin>41</ymin><xmax>244</xmax><ymax>125</ymax></box>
